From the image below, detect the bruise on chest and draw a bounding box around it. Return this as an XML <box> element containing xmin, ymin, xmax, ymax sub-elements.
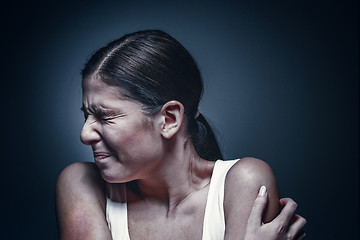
<box><xmin>127</xmin><ymin>189</ymin><xmax>209</xmax><ymax>239</ymax></box>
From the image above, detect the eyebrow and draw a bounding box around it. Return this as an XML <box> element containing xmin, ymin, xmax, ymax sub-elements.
<box><xmin>81</xmin><ymin>105</ymin><xmax>120</xmax><ymax>116</ymax></box>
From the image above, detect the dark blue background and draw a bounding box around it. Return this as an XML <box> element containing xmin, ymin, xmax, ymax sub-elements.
<box><xmin>3</xmin><ymin>1</ymin><xmax>358</xmax><ymax>239</ymax></box>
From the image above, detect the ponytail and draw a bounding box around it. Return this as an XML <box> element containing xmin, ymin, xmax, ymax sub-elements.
<box><xmin>189</xmin><ymin>113</ymin><xmax>223</xmax><ymax>161</ymax></box>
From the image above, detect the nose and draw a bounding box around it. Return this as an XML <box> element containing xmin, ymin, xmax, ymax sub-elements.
<box><xmin>80</xmin><ymin>118</ymin><xmax>101</xmax><ymax>146</ymax></box>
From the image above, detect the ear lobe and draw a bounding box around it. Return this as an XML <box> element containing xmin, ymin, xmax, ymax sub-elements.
<box><xmin>160</xmin><ymin>101</ymin><xmax>184</xmax><ymax>139</ymax></box>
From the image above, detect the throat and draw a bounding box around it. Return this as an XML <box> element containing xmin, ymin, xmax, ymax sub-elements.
<box><xmin>127</xmin><ymin>180</ymin><xmax>211</xmax><ymax>240</ymax></box>
<box><xmin>132</xmin><ymin>159</ymin><xmax>214</xmax><ymax>214</ymax></box>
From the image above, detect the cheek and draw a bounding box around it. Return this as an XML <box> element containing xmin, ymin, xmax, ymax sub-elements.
<box><xmin>101</xmin><ymin>122</ymin><xmax>161</xmax><ymax>156</ymax></box>
<box><xmin>130</xmin><ymin>129</ymin><xmax>162</xmax><ymax>155</ymax></box>
<box><xmin>126</xmin><ymin>131</ymin><xmax>163</xmax><ymax>161</ymax></box>
<box><xmin>101</xmin><ymin>126</ymin><xmax>133</xmax><ymax>150</ymax></box>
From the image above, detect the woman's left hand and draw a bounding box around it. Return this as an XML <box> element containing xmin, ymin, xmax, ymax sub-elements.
<box><xmin>244</xmin><ymin>186</ymin><xmax>307</xmax><ymax>240</ymax></box>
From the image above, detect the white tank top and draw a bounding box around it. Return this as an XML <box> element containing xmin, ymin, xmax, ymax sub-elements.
<box><xmin>106</xmin><ymin>159</ymin><xmax>240</xmax><ymax>240</ymax></box>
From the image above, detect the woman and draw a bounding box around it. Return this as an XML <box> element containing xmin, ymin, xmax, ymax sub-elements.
<box><xmin>56</xmin><ymin>30</ymin><xmax>306</xmax><ymax>239</ymax></box>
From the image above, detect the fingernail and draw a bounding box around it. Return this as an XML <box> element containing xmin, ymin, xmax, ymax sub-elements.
<box><xmin>259</xmin><ymin>185</ymin><xmax>267</xmax><ymax>196</ymax></box>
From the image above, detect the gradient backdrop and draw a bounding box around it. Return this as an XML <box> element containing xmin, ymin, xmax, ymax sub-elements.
<box><xmin>3</xmin><ymin>1</ymin><xmax>358</xmax><ymax>239</ymax></box>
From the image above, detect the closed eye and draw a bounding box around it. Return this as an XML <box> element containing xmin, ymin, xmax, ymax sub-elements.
<box><xmin>94</xmin><ymin>110</ymin><xmax>125</xmax><ymax>124</ymax></box>
<box><xmin>81</xmin><ymin>106</ymin><xmax>125</xmax><ymax>124</ymax></box>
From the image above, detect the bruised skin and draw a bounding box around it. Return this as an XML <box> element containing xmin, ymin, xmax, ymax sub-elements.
<box><xmin>57</xmin><ymin>77</ymin><xmax>279</xmax><ymax>239</ymax></box>
<box><xmin>55</xmin><ymin>162</ymin><xmax>111</xmax><ymax>240</ymax></box>
<box><xmin>223</xmin><ymin>157</ymin><xmax>279</xmax><ymax>240</ymax></box>
<box><xmin>56</xmin><ymin>157</ymin><xmax>279</xmax><ymax>239</ymax></box>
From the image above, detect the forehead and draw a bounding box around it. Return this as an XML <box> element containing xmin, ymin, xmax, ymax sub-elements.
<box><xmin>83</xmin><ymin>75</ymin><xmax>121</xmax><ymax>94</ymax></box>
<box><xmin>82</xmin><ymin>76</ymin><xmax>134</xmax><ymax>108</ymax></box>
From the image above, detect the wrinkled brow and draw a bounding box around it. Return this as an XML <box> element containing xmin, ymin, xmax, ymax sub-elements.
<box><xmin>81</xmin><ymin>105</ymin><xmax>121</xmax><ymax>116</ymax></box>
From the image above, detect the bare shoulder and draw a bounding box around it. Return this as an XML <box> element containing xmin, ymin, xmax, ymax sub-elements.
<box><xmin>223</xmin><ymin>157</ymin><xmax>279</xmax><ymax>239</ymax></box>
<box><xmin>56</xmin><ymin>162</ymin><xmax>104</xmax><ymax>196</ymax></box>
<box><xmin>224</xmin><ymin>157</ymin><xmax>279</xmax><ymax>217</ymax></box>
<box><xmin>225</xmin><ymin>157</ymin><xmax>276</xmax><ymax>186</ymax></box>
<box><xmin>56</xmin><ymin>162</ymin><xmax>111</xmax><ymax>239</ymax></box>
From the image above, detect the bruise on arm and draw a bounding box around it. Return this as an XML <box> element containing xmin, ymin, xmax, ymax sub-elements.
<box><xmin>55</xmin><ymin>162</ymin><xmax>112</xmax><ymax>240</ymax></box>
<box><xmin>223</xmin><ymin>157</ymin><xmax>280</xmax><ymax>239</ymax></box>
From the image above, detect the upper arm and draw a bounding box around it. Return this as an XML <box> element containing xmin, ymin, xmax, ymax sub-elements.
<box><xmin>223</xmin><ymin>157</ymin><xmax>280</xmax><ymax>239</ymax></box>
<box><xmin>55</xmin><ymin>162</ymin><xmax>112</xmax><ymax>240</ymax></box>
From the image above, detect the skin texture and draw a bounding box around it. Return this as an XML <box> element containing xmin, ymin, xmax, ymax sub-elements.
<box><xmin>80</xmin><ymin>76</ymin><xmax>165</xmax><ymax>183</ymax></box>
<box><xmin>224</xmin><ymin>157</ymin><xmax>280</xmax><ymax>239</ymax></box>
<box><xmin>244</xmin><ymin>189</ymin><xmax>307</xmax><ymax>240</ymax></box>
<box><xmin>56</xmin><ymin>77</ymin><xmax>302</xmax><ymax>239</ymax></box>
<box><xmin>56</xmin><ymin>160</ymin><xmax>279</xmax><ymax>239</ymax></box>
<box><xmin>55</xmin><ymin>162</ymin><xmax>111</xmax><ymax>240</ymax></box>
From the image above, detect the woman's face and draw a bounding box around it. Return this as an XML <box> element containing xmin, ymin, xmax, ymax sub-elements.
<box><xmin>80</xmin><ymin>76</ymin><xmax>164</xmax><ymax>183</ymax></box>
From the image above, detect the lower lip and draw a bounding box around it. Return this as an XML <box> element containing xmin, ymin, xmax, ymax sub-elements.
<box><xmin>94</xmin><ymin>155</ymin><xmax>112</xmax><ymax>162</ymax></box>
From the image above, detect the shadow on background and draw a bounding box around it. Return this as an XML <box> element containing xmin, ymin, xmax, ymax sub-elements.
<box><xmin>3</xmin><ymin>1</ymin><xmax>358</xmax><ymax>239</ymax></box>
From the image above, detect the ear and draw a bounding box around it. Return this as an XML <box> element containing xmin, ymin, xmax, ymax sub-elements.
<box><xmin>159</xmin><ymin>101</ymin><xmax>185</xmax><ymax>139</ymax></box>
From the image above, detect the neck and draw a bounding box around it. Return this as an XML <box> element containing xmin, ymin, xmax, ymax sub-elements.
<box><xmin>134</xmin><ymin>138</ymin><xmax>215</xmax><ymax>213</ymax></box>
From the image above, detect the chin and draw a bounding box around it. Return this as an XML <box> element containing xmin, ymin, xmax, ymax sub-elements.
<box><xmin>99</xmin><ymin>170</ymin><xmax>130</xmax><ymax>184</ymax></box>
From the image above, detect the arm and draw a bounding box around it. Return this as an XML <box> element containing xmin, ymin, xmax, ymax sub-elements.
<box><xmin>55</xmin><ymin>162</ymin><xmax>112</xmax><ymax>240</ymax></box>
<box><xmin>224</xmin><ymin>157</ymin><xmax>280</xmax><ymax>239</ymax></box>
<box><xmin>245</xmin><ymin>187</ymin><xmax>307</xmax><ymax>240</ymax></box>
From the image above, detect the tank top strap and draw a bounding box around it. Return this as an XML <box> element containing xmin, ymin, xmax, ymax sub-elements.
<box><xmin>202</xmin><ymin>159</ymin><xmax>240</xmax><ymax>240</ymax></box>
<box><xmin>106</xmin><ymin>184</ymin><xmax>130</xmax><ymax>240</ymax></box>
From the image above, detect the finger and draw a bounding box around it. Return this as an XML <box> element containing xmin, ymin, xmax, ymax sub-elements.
<box><xmin>273</xmin><ymin>198</ymin><xmax>298</xmax><ymax>230</ymax></box>
<box><xmin>247</xmin><ymin>186</ymin><xmax>268</xmax><ymax>228</ymax></box>
<box><xmin>287</xmin><ymin>214</ymin><xmax>307</xmax><ymax>240</ymax></box>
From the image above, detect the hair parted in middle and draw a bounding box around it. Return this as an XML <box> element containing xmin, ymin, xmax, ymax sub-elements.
<box><xmin>82</xmin><ymin>30</ymin><xmax>223</xmax><ymax>161</ymax></box>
